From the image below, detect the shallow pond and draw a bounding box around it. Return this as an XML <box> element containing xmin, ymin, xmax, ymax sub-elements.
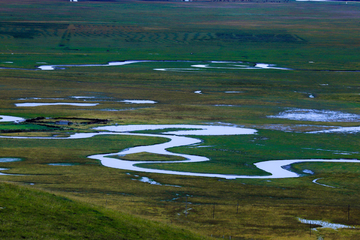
<box><xmin>268</xmin><ymin>109</ymin><xmax>360</xmax><ymax>122</ymax></box>
<box><xmin>120</xmin><ymin>100</ymin><xmax>157</xmax><ymax>104</ymax></box>
<box><xmin>309</xmin><ymin>126</ymin><xmax>360</xmax><ymax>134</ymax></box>
<box><xmin>0</xmin><ymin>158</ymin><xmax>22</xmax><ymax>163</ymax></box>
<box><xmin>0</xmin><ymin>115</ymin><xmax>25</xmax><ymax>123</ymax></box>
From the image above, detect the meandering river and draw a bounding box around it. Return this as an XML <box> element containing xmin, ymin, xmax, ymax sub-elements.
<box><xmin>1</xmin><ymin>116</ymin><xmax>360</xmax><ymax>179</ymax></box>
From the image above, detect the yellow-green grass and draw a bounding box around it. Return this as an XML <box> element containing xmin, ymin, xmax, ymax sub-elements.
<box><xmin>3</xmin><ymin>166</ymin><xmax>360</xmax><ymax>240</ymax></box>
<box><xmin>0</xmin><ymin>123</ymin><xmax>59</xmax><ymax>132</ymax></box>
<box><xmin>137</xmin><ymin>130</ymin><xmax>360</xmax><ymax>175</ymax></box>
<box><xmin>1</xmin><ymin>129</ymin><xmax>360</xmax><ymax>239</ymax></box>
<box><xmin>0</xmin><ymin>0</ymin><xmax>360</xmax><ymax>239</ymax></box>
<box><xmin>0</xmin><ymin>1</ymin><xmax>359</xmax><ymax>70</ymax></box>
<box><xmin>108</xmin><ymin>152</ymin><xmax>187</xmax><ymax>161</ymax></box>
<box><xmin>1</xmin><ymin>66</ymin><xmax>359</xmax><ymax>126</ymax></box>
<box><xmin>0</xmin><ymin>181</ymin><xmax>210</xmax><ymax>240</ymax></box>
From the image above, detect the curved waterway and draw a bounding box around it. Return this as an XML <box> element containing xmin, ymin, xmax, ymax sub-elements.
<box><xmin>0</xmin><ymin>158</ymin><xmax>22</xmax><ymax>176</ymax></box>
<box><xmin>0</xmin><ymin>115</ymin><xmax>25</xmax><ymax>123</ymax></box>
<box><xmin>15</xmin><ymin>103</ymin><xmax>99</xmax><ymax>107</ymax></box>
<box><xmin>0</xmin><ymin>60</ymin><xmax>291</xmax><ymax>71</ymax></box>
<box><xmin>1</xmin><ymin>116</ymin><xmax>360</xmax><ymax>179</ymax></box>
<box><xmin>1</xmin><ymin>60</ymin><xmax>359</xmax><ymax>72</ymax></box>
<box><xmin>37</xmin><ymin>60</ymin><xmax>290</xmax><ymax>71</ymax></box>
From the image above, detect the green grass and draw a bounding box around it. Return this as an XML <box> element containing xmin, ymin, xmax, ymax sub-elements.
<box><xmin>137</xmin><ymin>130</ymin><xmax>360</xmax><ymax>175</ymax></box>
<box><xmin>0</xmin><ymin>134</ymin><xmax>168</xmax><ymax>167</ymax></box>
<box><xmin>1</xmin><ymin>128</ymin><xmax>360</xmax><ymax>239</ymax></box>
<box><xmin>0</xmin><ymin>182</ymin><xmax>209</xmax><ymax>240</ymax></box>
<box><xmin>0</xmin><ymin>0</ymin><xmax>360</xmax><ymax>239</ymax></box>
<box><xmin>0</xmin><ymin>123</ymin><xmax>59</xmax><ymax>132</ymax></box>
<box><xmin>0</xmin><ymin>1</ymin><xmax>359</xmax><ymax>70</ymax></box>
<box><xmin>109</xmin><ymin>152</ymin><xmax>187</xmax><ymax>161</ymax></box>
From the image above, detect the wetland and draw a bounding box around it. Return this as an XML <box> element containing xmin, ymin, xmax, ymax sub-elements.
<box><xmin>0</xmin><ymin>0</ymin><xmax>360</xmax><ymax>239</ymax></box>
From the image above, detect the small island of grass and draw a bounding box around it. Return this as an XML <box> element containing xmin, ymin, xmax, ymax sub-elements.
<box><xmin>108</xmin><ymin>152</ymin><xmax>187</xmax><ymax>161</ymax></box>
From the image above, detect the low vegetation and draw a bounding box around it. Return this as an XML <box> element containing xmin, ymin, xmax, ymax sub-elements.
<box><xmin>110</xmin><ymin>152</ymin><xmax>187</xmax><ymax>161</ymax></box>
<box><xmin>0</xmin><ymin>182</ymin><xmax>209</xmax><ymax>240</ymax></box>
<box><xmin>0</xmin><ymin>0</ymin><xmax>359</xmax><ymax>239</ymax></box>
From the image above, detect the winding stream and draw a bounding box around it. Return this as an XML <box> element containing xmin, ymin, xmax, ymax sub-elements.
<box><xmin>15</xmin><ymin>103</ymin><xmax>99</xmax><ymax>107</ymax></box>
<box><xmin>1</xmin><ymin>59</ymin><xmax>358</xmax><ymax>72</ymax></box>
<box><xmin>298</xmin><ymin>218</ymin><xmax>355</xmax><ymax>230</ymax></box>
<box><xmin>0</xmin><ymin>115</ymin><xmax>25</xmax><ymax>123</ymax></box>
<box><xmin>1</xmin><ymin>115</ymin><xmax>360</xmax><ymax>179</ymax></box>
<box><xmin>0</xmin><ymin>158</ymin><xmax>22</xmax><ymax>176</ymax></box>
<box><xmin>0</xmin><ymin>60</ymin><xmax>291</xmax><ymax>71</ymax></box>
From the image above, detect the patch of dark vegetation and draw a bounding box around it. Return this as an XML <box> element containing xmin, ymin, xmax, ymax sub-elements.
<box><xmin>0</xmin><ymin>30</ymin><xmax>41</xmax><ymax>39</ymax></box>
<box><xmin>0</xmin><ymin>22</ymin><xmax>69</xmax><ymax>29</ymax></box>
<box><xmin>216</xmin><ymin>32</ymin><xmax>306</xmax><ymax>43</ymax></box>
<box><xmin>0</xmin><ymin>123</ymin><xmax>60</xmax><ymax>133</ymax></box>
<box><xmin>0</xmin><ymin>22</ymin><xmax>68</xmax><ymax>39</ymax></box>
<box><xmin>299</xmin><ymin>223</ymin><xmax>322</xmax><ymax>229</ymax></box>
<box><xmin>0</xmin><ymin>129</ymin><xmax>58</xmax><ymax>133</ymax></box>
<box><xmin>25</xmin><ymin>117</ymin><xmax>109</xmax><ymax>125</ymax></box>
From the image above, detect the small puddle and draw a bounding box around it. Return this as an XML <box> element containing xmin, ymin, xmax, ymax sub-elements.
<box><xmin>71</xmin><ymin>96</ymin><xmax>96</xmax><ymax>99</ymax></box>
<box><xmin>302</xmin><ymin>169</ymin><xmax>314</xmax><ymax>175</ymax></box>
<box><xmin>17</xmin><ymin>97</ymin><xmax>65</xmax><ymax>101</ymax></box>
<box><xmin>0</xmin><ymin>115</ymin><xmax>25</xmax><ymax>123</ymax></box>
<box><xmin>131</xmin><ymin>175</ymin><xmax>181</xmax><ymax>187</ymax></box>
<box><xmin>120</xmin><ymin>100</ymin><xmax>157</xmax><ymax>104</ymax></box>
<box><xmin>298</xmin><ymin>218</ymin><xmax>355</xmax><ymax>230</ymax></box>
<box><xmin>309</xmin><ymin>126</ymin><xmax>360</xmax><ymax>134</ymax></box>
<box><xmin>0</xmin><ymin>158</ymin><xmax>22</xmax><ymax>163</ymax></box>
<box><xmin>15</xmin><ymin>103</ymin><xmax>99</xmax><ymax>107</ymax></box>
<box><xmin>155</xmin><ymin>62</ymin><xmax>291</xmax><ymax>72</ymax></box>
<box><xmin>224</xmin><ymin>91</ymin><xmax>243</xmax><ymax>94</ymax></box>
<box><xmin>268</xmin><ymin>109</ymin><xmax>360</xmax><ymax>122</ymax></box>
<box><xmin>48</xmin><ymin>163</ymin><xmax>77</xmax><ymax>166</ymax></box>
<box><xmin>0</xmin><ymin>158</ymin><xmax>22</xmax><ymax>176</ymax></box>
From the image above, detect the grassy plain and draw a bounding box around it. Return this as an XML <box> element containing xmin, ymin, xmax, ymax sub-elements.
<box><xmin>0</xmin><ymin>0</ymin><xmax>360</xmax><ymax>239</ymax></box>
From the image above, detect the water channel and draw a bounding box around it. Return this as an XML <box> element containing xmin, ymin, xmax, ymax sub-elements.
<box><xmin>1</xmin><ymin>116</ymin><xmax>360</xmax><ymax>179</ymax></box>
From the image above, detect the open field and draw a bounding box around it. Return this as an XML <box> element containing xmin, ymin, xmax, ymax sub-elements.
<box><xmin>0</xmin><ymin>0</ymin><xmax>360</xmax><ymax>239</ymax></box>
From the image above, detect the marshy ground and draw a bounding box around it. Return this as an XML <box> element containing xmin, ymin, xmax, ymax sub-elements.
<box><xmin>0</xmin><ymin>0</ymin><xmax>360</xmax><ymax>239</ymax></box>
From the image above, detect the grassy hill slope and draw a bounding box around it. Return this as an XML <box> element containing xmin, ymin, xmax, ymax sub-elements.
<box><xmin>0</xmin><ymin>182</ymin><xmax>209</xmax><ymax>240</ymax></box>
